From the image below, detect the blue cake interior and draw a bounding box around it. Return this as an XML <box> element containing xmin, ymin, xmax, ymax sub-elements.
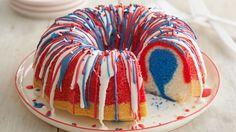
<box><xmin>149</xmin><ymin>49</ymin><xmax>178</xmax><ymax>101</ymax></box>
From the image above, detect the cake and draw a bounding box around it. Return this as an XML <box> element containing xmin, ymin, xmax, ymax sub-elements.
<box><xmin>33</xmin><ymin>4</ymin><xmax>207</xmax><ymax>126</ymax></box>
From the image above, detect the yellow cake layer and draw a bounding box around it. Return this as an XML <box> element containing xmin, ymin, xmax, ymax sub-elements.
<box><xmin>191</xmin><ymin>80</ymin><xmax>201</xmax><ymax>97</ymax></box>
<box><xmin>52</xmin><ymin>99</ymin><xmax>147</xmax><ymax>121</ymax></box>
<box><xmin>34</xmin><ymin>79</ymin><xmax>147</xmax><ymax>121</ymax></box>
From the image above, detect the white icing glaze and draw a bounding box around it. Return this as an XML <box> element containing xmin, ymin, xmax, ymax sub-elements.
<box><xmin>98</xmin><ymin>51</ymin><xmax>115</xmax><ymax>125</ymax></box>
<box><xmin>121</xmin><ymin>51</ymin><xmax>141</xmax><ymax>118</ymax></box>
<box><xmin>70</xmin><ymin>50</ymin><xmax>88</xmax><ymax>90</ymax></box>
<box><xmin>80</xmin><ymin>50</ymin><xmax>100</xmax><ymax>108</ymax></box>
<box><xmin>76</xmin><ymin>53</ymin><xmax>89</xmax><ymax>109</ymax></box>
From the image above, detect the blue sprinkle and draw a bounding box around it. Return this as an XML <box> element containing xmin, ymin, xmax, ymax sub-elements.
<box><xmin>33</xmin><ymin>102</ymin><xmax>44</xmax><ymax>108</ymax></box>
<box><xmin>51</xmin><ymin>33</ymin><xmax>58</xmax><ymax>38</ymax></box>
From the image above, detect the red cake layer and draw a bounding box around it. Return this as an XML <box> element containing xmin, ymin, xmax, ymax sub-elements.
<box><xmin>41</xmin><ymin>53</ymin><xmax>146</xmax><ymax>106</ymax></box>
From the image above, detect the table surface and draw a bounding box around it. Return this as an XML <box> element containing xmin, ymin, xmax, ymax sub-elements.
<box><xmin>1</xmin><ymin>0</ymin><xmax>236</xmax><ymax>132</ymax></box>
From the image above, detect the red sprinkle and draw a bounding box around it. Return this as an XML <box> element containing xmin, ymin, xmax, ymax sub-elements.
<box><xmin>131</xmin><ymin>126</ymin><xmax>137</xmax><ymax>130</ymax></box>
<box><xmin>46</xmin><ymin>111</ymin><xmax>51</xmax><ymax>117</ymax></box>
<box><xmin>138</xmin><ymin>124</ymin><xmax>145</xmax><ymax>129</ymax></box>
<box><xmin>177</xmin><ymin>116</ymin><xmax>185</xmax><ymax>120</ymax></box>
<box><xmin>185</xmin><ymin>109</ymin><xmax>190</xmax><ymax>112</ymax></box>
<box><xmin>32</xmin><ymin>99</ymin><xmax>36</xmax><ymax>102</ymax></box>
<box><xmin>26</xmin><ymin>85</ymin><xmax>34</xmax><ymax>89</ymax></box>
<box><xmin>202</xmin><ymin>88</ymin><xmax>212</xmax><ymax>97</ymax></box>
<box><xmin>72</xmin><ymin>123</ymin><xmax>77</xmax><ymax>126</ymax></box>
<box><xmin>91</xmin><ymin>124</ymin><xmax>96</xmax><ymax>127</ymax></box>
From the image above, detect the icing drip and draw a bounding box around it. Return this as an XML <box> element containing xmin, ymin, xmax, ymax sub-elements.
<box><xmin>47</xmin><ymin>47</ymin><xmax>77</xmax><ymax>110</ymax></box>
<box><xmin>98</xmin><ymin>50</ymin><xmax>115</xmax><ymax>125</ymax></box>
<box><xmin>121</xmin><ymin>50</ymin><xmax>142</xmax><ymax>119</ymax></box>
<box><xmin>80</xmin><ymin>50</ymin><xmax>100</xmax><ymax>108</ymax></box>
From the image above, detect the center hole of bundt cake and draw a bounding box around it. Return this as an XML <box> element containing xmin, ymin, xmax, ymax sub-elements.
<box><xmin>97</xmin><ymin>25</ymin><xmax>142</xmax><ymax>54</ymax></box>
<box><xmin>100</xmin><ymin>33</ymin><xmax>141</xmax><ymax>55</ymax></box>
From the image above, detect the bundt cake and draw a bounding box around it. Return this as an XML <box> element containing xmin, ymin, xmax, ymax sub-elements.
<box><xmin>33</xmin><ymin>4</ymin><xmax>207</xmax><ymax>126</ymax></box>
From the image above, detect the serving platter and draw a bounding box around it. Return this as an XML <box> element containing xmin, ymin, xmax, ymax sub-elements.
<box><xmin>15</xmin><ymin>51</ymin><xmax>220</xmax><ymax>132</ymax></box>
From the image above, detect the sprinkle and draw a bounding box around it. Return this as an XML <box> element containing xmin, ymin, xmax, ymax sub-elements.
<box><xmin>33</xmin><ymin>102</ymin><xmax>44</xmax><ymax>108</ymax></box>
<box><xmin>32</xmin><ymin>99</ymin><xmax>36</xmax><ymax>102</ymax></box>
<box><xmin>138</xmin><ymin>124</ymin><xmax>145</xmax><ymax>129</ymax></box>
<box><xmin>131</xmin><ymin>126</ymin><xmax>137</xmax><ymax>130</ymax></box>
<box><xmin>176</xmin><ymin>116</ymin><xmax>185</xmax><ymax>120</ymax></box>
<box><xmin>115</xmin><ymin>128</ymin><xmax>123</xmax><ymax>130</ymax></box>
<box><xmin>72</xmin><ymin>123</ymin><xmax>77</xmax><ymax>126</ymax></box>
<box><xmin>35</xmin><ymin>89</ymin><xmax>40</xmax><ymax>92</ymax></box>
<box><xmin>202</xmin><ymin>88</ymin><xmax>212</xmax><ymax>97</ymax></box>
<box><xmin>51</xmin><ymin>33</ymin><xmax>57</xmax><ymax>38</ymax></box>
<box><xmin>185</xmin><ymin>109</ymin><xmax>190</xmax><ymax>112</ymax></box>
<box><xmin>46</xmin><ymin>110</ymin><xmax>51</xmax><ymax>117</ymax></box>
<box><xmin>104</xmin><ymin>50</ymin><xmax>109</xmax><ymax>56</ymax></box>
<box><xmin>91</xmin><ymin>124</ymin><xmax>96</xmax><ymax>127</ymax></box>
<box><xmin>26</xmin><ymin>85</ymin><xmax>34</xmax><ymax>90</ymax></box>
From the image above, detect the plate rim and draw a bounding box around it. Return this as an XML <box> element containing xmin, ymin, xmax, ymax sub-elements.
<box><xmin>15</xmin><ymin>51</ymin><xmax>220</xmax><ymax>131</ymax></box>
<box><xmin>10</xmin><ymin>0</ymin><xmax>85</xmax><ymax>13</ymax></box>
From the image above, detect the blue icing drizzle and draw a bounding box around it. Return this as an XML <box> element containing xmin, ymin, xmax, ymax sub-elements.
<box><xmin>108</xmin><ymin>5</ymin><xmax>117</xmax><ymax>50</ymax></box>
<box><xmin>57</xmin><ymin>45</ymin><xmax>95</xmax><ymax>89</ymax></box>
<box><xmin>81</xmin><ymin>55</ymin><xmax>91</xmax><ymax>108</ymax></box>
<box><xmin>128</xmin><ymin>9</ymin><xmax>149</xmax><ymax>50</ymax></box>
<box><xmin>103</xmin><ymin>7</ymin><xmax>111</xmax><ymax>42</ymax></box>
<box><xmin>113</xmin><ymin>51</ymin><xmax>119</xmax><ymax>121</ymax></box>
<box><xmin>132</xmin><ymin>60</ymin><xmax>136</xmax><ymax>83</ymax></box>
<box><xmin>126</xmin><ymin>4</ymin><xmax>137</xmax><ymax>49</ymax></box>
<box><xmin>73</xmin><ymin>11</ymin><xmax>105</xmax><ymax>50</ymax></box>
<box><xmin>119</xmin><ymin>7</ymin><xmax>129</xmax><ymax>50</ymax></box>
<box><xmin>149</xmin><ymin>49</ymin><xmax>177</xmax><ymax>101</ymax></box>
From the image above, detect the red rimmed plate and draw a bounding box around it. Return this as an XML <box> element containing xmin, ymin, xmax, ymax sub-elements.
<box><xmin>10</xmin><ymin>1</ymin><xmax>86</xmax><ymax>18</ymax></box>
<box><xmin>15</xmin><ymin>51</ymin><xmax>220</xmax><ymax>132</ymax></box>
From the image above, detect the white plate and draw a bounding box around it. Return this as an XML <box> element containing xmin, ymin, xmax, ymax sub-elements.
<box><xmin>10</xmin><ymin>0</ymin><xmax>85</xmax><ymax>12</ymax></box>
<box><xmin>10</xmin><ymin>2</ymin><xmax>86</xmax><ymax>19</ymax></box>
<box><xmin>15</xmin><ymin>51</ymin><xmax>220</xmax><ymax>132</ymax></box>
<box><xmin>10</xmin><ymin>0</ymin><xmax>77</xmax><ymax>7</ymax></box>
